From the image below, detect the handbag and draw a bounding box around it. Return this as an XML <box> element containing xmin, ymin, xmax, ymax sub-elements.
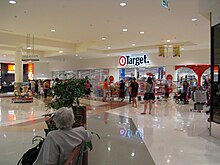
<box><xmin>144</xmin><ymin>93</ymin><xmax>150</xmax><ymax>100</ymax></box>
<box><xmin>17</xmin><ymin>136</ymin><xmax>45</xmax><ymax>165</ymax></box>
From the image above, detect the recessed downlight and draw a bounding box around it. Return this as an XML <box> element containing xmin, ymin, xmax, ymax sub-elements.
<box><xmin>108</xmin><ymin>46</ymin><xmax>111</xmax><ymax>49</ymax></box>
<box><xmin>181</xmin><ymin>47</ymin><xmax>184</xmax><ymax>50</ymax></box>
<box><xmin>140</xmin><ymin>31</ymin><xmax>144</xmax><ymax>34</ymax></box>
<box><xmin>3</xmin><ymin>54</ymin><xmax>6</xmax><ymax>57</ymax></box>
<box><xmin>123</xmin><ymin>28</ymin><xmax>128</xmax><ymax>32</ymax></box>
<box><xmin>107</xmin><ymin>54</ymin><xmax>110</xmax><ymax>56</ymax></box>
<box><xmin>51</xmin><ymin>29</ymin><xmax>56</xmax><ymax>32</ymax></box>
<box><xmin>192</xmin><ymin>18</ymin><xmax>197</xmax><ymax>21</ymax></box>
<box><xmin>120</xmin><ymin>2</ymin><xmax>126</xmax><ymax>7</ymax></box>
<box><xmin>59</xmin><ymin>50</ymin><xmax>63</xmax><ymax>53</ymax></box>
<box><xmin>132</xmin><ymin>44</ymin><xmax>135</xmax><ymax>46</ymax></box>
<box><xmin>27</xmin><ymin>47</ymin><xmax>32</xmax><ymax>50</ymax></box>
<box><xmin>75</xmin><ymin>54</ymin><xmax>78</xmax><ymax>56</ymax></box>
<box><xmin>102</xmin><ymin>37</ymin><xmax>106</xmax><ymax>40</ymax></box>
<box><xmin>166</xmin><ymin>40</ymin><xmax>171</xmax><ymax>42</ymax></box>
<box><xmin>9</xmin><ymin>0</ymin><xmax>16</xmax><ymax>4</ymax></box>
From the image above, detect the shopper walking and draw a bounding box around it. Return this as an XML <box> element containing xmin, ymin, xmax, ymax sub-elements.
<box><xmin>85</xmin><ymin>80</ymin><xmax>92</xmax><ymax>97</ymax></box>
<box><xmin>128</xmin><ymin>79</ymin><xmax>132</xmax><ymax>103</ymax></box>
<box><xmin>130</xmin><ymin>78</ymin><xmax>139</xmax><ymax>108</ymax></box>
<box><xmin>141</xmin><ymin>77</ymin><xmax>155</xmax><ymax>114</ymax></box>
<box><xmin>102</xmin><ymin>78</ymin><xmax>108</xmax><ymax>102</ymax></box>
<box><xmin>43</xmin><ymin>80</ymin><xmax>50</xmax><ymax>99</ymax></box>
<box><xmin>119</xmin><ymin>80</ymin><xmax>125</xmax><ymax>102</ymax></box>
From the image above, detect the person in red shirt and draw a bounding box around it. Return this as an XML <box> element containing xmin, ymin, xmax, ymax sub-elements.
<box><xmin>103</xmin><ymin>79</ymin><xmax>108</xmax><ymax>102</ymax></box>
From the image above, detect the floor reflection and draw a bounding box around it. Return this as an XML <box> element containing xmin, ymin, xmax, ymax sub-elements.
<box><xmin>88</xmin><ymin>113</ymin><xmax>155</xmax><ymax>165</ymax></box>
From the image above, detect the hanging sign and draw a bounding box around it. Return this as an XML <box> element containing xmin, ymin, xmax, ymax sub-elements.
<box><xmin>119</xmin><ymin>55</ymin><xmax>150</xmax><ymax>67</ymax></box>
<box><xmin>22</xmin><ymin>55</ymin><xmax>39</xmax><ymax>61</ymax></box>
<box><xmin>159</xmin><ymin>46</ymin><xmax>165</xmax><ymax>57</ymax></box>
<box><xmin>173</xmin><ymin>46</ymin><xmax>180</xmax><ymax>57</ymax></box>
<box><xmin>162</xmin><ymin>0</ymin><xmax>168</xmax><ymax>8</ymax></box>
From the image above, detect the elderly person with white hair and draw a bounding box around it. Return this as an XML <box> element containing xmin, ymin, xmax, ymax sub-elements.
<box><xmin>34</xmin><ymin>107</ymin><xmax>92</xmax><ymax>165</ymax></box>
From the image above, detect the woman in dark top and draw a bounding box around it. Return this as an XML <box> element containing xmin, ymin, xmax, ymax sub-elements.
<box><xmin>119</xmin><ymin>80</ymin><xmax>125</xmax><ymax>102</ymax></box>
<box><xmin>141</xmin><ymin>77</ymin><xmax>155</xmax><ymax>114</ymax></box>
<box><xmin>130</xmin><ymin>78</ymin><xmax>139</xmax><ymax>108</ymax></box>
<box><xmin>181</xmin><ymin>81</ymin><xmax>189</xmax><ymax>104</ymax></box>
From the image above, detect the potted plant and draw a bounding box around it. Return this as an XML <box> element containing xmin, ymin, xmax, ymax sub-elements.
<box><xmin>45</xmin><ymin>77</ymin><xmax>91</xmax><ymax>165</ymax></box>
<box><xmin>46</xmin><ymin>77</ymin><xmax>87</xmax><ymax>128</ymax></box>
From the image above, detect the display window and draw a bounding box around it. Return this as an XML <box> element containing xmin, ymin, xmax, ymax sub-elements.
<box><xmin>202</xmin><ymin>68</ymin><xmax>211</xmax><ymax>86</ymax></box>
<box><xmin>175</xmin><ymin>65</ymin><xmax>211</xmax><ymax>87</ymax></box>
<box><xmin>52</xmin><ymin>70</ymin><xmax>77</xmax><ymax>80</ymax></box>
<box><xmin>176</xmin><ymin>67</ymin><xmax>198</xmax><ymax>87</ymax></box>
<box><xmin>119</xmin><ymin>67</ymin><xmax>165</xmax><ymax>81</ymax></box>
<box><xmin>78</xmin><ymin>69</ymin><xmax>109</xmax><ymax>97</ymax></box>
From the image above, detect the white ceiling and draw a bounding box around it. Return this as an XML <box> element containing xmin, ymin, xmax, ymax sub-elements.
<box><xmin>0</xmin><ymin>0</ymin><xmax>210</xmax><ymax>62</ymax></box>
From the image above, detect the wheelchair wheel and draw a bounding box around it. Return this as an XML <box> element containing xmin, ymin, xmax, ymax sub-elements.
<box><xmin>175</xmin><ymin>99</ymin><xmax>180</xmax><ymax>104</ymax></box>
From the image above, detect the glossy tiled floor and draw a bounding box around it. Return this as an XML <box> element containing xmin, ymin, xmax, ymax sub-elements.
<box><xmin>0</xmin><ymin>96</ymin><xmax>220</xmax><ymax>165</ymax></box>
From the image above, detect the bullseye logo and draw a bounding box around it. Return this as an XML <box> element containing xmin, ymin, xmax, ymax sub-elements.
<box><xmin>119</xmin><ymin>55</ymin><xmax>127</xmax><ymax>67</ymax></box>
<box><xmin>119</xmin><ymin>127</ymin><xmax>127</xmax><ymax>137</ymax></box>
<box><xmin>119</xmin><ymin>55</ymin><xmax>150</xmax><ymax>67</ymax></box>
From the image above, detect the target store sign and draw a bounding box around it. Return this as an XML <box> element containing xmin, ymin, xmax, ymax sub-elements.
<box><xmin>119</xmin><ymin>55</ymin><xmax>150</xmax><ymax>67</ymax></box>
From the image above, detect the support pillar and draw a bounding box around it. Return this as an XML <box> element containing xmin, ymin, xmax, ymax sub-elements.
<box><xmin>15</xmin><ymin>47</ymin><xmax>23</xmax><ymax>90</ymax></box>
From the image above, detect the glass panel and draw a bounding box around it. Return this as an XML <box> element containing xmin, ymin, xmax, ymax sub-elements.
<box><xmin>212</xmin><ymin>24</ymin><xmax>220</xmax><ymax>124</ymax></box>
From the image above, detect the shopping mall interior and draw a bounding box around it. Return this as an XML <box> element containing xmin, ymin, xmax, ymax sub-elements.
<box><xmin>0</xmin><ymin>0</ymin><xmax>220</xmax><ymax>165</ymax></box>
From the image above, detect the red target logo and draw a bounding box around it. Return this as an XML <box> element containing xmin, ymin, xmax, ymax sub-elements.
<box><xmin>119</xmin><ymin>56</ymin><xmax>127</xmax><ymax>67</ymax></box>
<box><xmin>119</xmin><ymin>127</ymin><xmax>127</xmax><ymax>137</ymax></box>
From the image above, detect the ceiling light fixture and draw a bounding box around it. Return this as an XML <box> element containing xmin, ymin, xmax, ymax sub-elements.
<box><xmin>181</xmin><ymin>47</ymin><xmax>184</xmax><ymax>50</ymax></box>
<box><xmin>166</xmin><ymin>40</ymin><xmax>171</xmax><ymax>42</ymax></box>
<box><xmin>102</xmin><ymin>37</ymin><xmax>106</xmax><ymax>40</ymax></box>
<box><xmin>75</xmin><ymin>54</ymin><xmax>78</xmax><ymax>56</ymax></box>
<box><xmin>192</xmin><ymin>18</ymin><xmax>197</xmax><ymax>21</ymax></box>
<box><xmin>51</xmin><ymin>29</ymin><xmax>56</xmax><ymax>32</ymax></box>
<box><xmin>132</xmin><ymin>44</ymin><xmax>135</xmax><ymax>46</ymax></box>
<box><xmin>107</xmin><ymin>54</ymin><xmax>110</xmax><ymax>56</ymax></box>
<box><xmin>3</xmin><ymin>54</ymin><xmax>6</xmax><ymax>57</ymax></box>
<box><xmin>108</xmin><ymin>46</ymin><xmax>111</xmax><ymax>49</ymax></box>
<box><xmin>59</xmin><ymin>50</ymin><xmax>63</xmax><ymax>53</ymax></box>
<box><xmin>123</xmin><ymin>28</ymin><xmax>128</xmax><ymax>32</ymax></box>
<box><xmin>9</xmin><ymin>0</ymin><xmax>16</xmax><ymax>4</ymax></box>
<box><xmin>80</xmin><ymin>57</ymin><xmax>82</xmax><ymax>59</ymax></box>
<box><xmin>140</xmin><ymin>31</ymin><xmax>144</xmax><ymax>34</ymax></box>
<box><xmin>120</xmin><ymin>2</ymin><xmax>126</xmax><ymax>7</ymax></box>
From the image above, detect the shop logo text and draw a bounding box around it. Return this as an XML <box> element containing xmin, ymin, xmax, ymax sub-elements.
<box><xmin>119</xmin><ymin>55</ymin><xmax>150</xmax><ymax>67</ymax></box>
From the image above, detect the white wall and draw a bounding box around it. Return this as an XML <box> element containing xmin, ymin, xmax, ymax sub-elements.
<box><xmin>48</xmin><ymin>61</ymin><xmax>78</xmax><ymax>71</ymax></box>
<box><xmin>42</xmin><ymin>49</ymin><xmax>210</xmax><ymax>80</ymax></box>
<box><xmin>33</xmin><ymin>62</ymin><xmax>51</xmax><ymax>79</ymax></box>
<box><xmin>77</xmin><ymin>57</ymin><xmax>117</xmax><ymax>70</ymax></box>
<box><xmin>199</xmin><ymin>0</ymin><xmax>220</xmax><ymax>26</ymax></box>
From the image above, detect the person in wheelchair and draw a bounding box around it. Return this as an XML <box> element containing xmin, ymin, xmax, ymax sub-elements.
<box><xmin>34</xmin><ymin>107</ymin><xmax>92</xmax><ymax>165</ymax></box>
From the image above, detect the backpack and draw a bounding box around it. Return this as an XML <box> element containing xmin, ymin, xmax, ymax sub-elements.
<box><xmin>17</xmin><ymin>136</ymin><xmax>45</xmax><ymax>165</ymax></box>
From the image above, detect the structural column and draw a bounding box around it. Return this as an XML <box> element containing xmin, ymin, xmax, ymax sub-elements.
<box><xmin>15</xmin><ymin>47</ymin><xmax>23</xmax><ymax>87</ymax></box>
<box><xmin>165</xmin><ymin>65</ymin><xmax>176</xmax><ymax>81</ymax></box>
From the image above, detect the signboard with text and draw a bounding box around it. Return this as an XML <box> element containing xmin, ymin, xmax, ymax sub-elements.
<box><xmin>119</xmin><ymin>55</ymin><xmax>150</xmax><ymax>67</ymax></box>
